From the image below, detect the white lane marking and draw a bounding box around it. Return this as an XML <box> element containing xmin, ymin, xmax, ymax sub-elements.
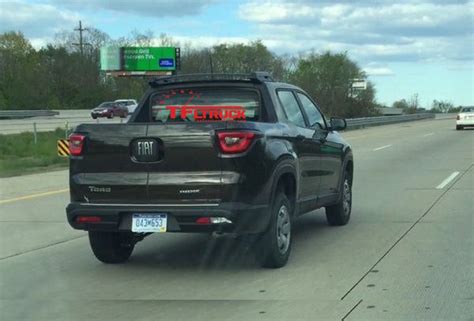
<box><xmin>422</xmin><ymin>133</ymin><xmax>435</xmax><ymax>137</ymax></box>
<box><xmin>436</xmin><ymin>172</ymin><xmax>460</xmax><ymax>189</ymax></box>
<box><xmin>373</xmin><ymin>144</ymin><xmax>392</xmax><ymax>151</ymax></box>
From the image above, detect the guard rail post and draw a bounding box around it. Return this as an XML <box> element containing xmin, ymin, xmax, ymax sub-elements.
<box><xmin>33</xmin><ymin>122</ymin><xmax>37</xmax><ymax>144</ymax></box>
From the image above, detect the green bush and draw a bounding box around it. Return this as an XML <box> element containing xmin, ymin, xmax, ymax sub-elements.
<box><xmin>0</xmin><ymin>128</ymin><xmax>68</xmax><ymax>177</ymax></box>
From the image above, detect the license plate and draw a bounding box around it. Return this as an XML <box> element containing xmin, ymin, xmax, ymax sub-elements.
<box><xmin>132</xmin><ymin>214</ymin><xmax>167</xmax><ymax>232</ymax></box>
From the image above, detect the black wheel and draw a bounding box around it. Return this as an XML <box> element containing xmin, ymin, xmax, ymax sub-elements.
<box><xmin>92</xmin><ymin>115</ymin><xmax>97</xmax><ymax>119</ymax></box>
<box><xmin>456</xmin><ymin>125</ymin><xmax>463</xmax><ymax>130</ymax></box>
<box><xmin>326</xmin><ymin>170</ymin><xmax>352</xmax><ymax>226</ymax></box>
<box><xmin>88</xmin><ymin>231</ymin><xmax>135</xmax><ymax>264</ymax></box>
<box><xmin>258</xmin><ymin>189</ymin><xmax>292</xmax><ymax>268</ymax></box>
<box><xmin>107</xmin><ymin>114</ymin><xmax>113</xmax><ymax>119</ymax></box>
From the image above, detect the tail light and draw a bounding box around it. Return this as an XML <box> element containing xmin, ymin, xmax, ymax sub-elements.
<box><xmin>217</xmin><ymin>131</ymin><xmax>256</xmax><ymax>154</ymax></box>
<box><xmin>76</xmin><ymin>216</ymin><xmax>102</xmax><ymax>223</ymax></box>
<box><xmin>69</xmin><ymin>134</ymin><xmax>85</xmax><ymax>156</ymax></box>
<box><xmin>196</xmin><ymin>217</ymin><xmax>211</xmax><ymax>225</ymax></box>
<box><xmin>456</xmin><ymin>115</ymin><xmax>460</xmax><ymax>120</ymax></box>
<box><xmin>195</xmin><ymin>217</ymin><xmax>232</xmax><ymax>224</ymax></box>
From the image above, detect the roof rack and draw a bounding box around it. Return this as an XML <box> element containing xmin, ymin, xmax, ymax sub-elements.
<box><xmin>149</xmin><ymin>72</ymin><xmax>274</xmax><ymax>87</ymax></box>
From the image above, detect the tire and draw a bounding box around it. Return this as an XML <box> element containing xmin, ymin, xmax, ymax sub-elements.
<box><xmin>456</xmin><ymin>125</ymin><xmax>463</xmax><ymax>130</ymax></box>
<box><xmin>92</xmin><ymin>115</ymin><xmax>97</xmax><ymax>119</ymax></box>
<box><xmin>107</xmin><ymin>114</ymin><xmax>113</xmax><ymax>119</ymax></box>
<box><xmin>88</xmin><ymin>231</ymin><xmax>135</xmax><ymax>264</ymax></box>
<box><xmin>326</xmin><ymin>170</ymin><xmax>352</xmax><ymax>226</ymax></box>
<box><xmin>258</xmin><ymin>189</ymin><xmax>292</xmax><ymax>268</ymax></box>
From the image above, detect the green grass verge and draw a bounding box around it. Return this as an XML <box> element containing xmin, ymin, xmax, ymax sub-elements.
<box><xmin>0</xmin><ymin>128</ymin><xmax>69</xmax><ymax>177</ymax></box>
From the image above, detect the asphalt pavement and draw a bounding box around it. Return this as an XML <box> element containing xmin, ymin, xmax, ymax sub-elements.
<box><xmin>0</xmin><ymin>118</ymin><xmax>472</xmax><ymax>321</ymax></box>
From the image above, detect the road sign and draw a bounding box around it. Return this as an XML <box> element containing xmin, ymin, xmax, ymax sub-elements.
<box><xmin>123</xmin><ymin>47</ymin><xmax>176</xmax><ymax>71</ymax></box>
<box><xmin>100</xmin><ymin>47</ymin><xmax>179</xmax><ymax>73</ymax></box>
<box><xmin>351</xmin><ymin>79</ymin><xmax>367</xmax><ymax>90</ymax></box>
<box><xmin>57</xmin><ymin>139</ymin><xmax>70</xmax><ymax>157</ymax></box>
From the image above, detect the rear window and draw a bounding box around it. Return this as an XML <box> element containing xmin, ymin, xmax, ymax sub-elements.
<box><xmin>150</xmin><ymin>88</ymin><xmax>260</xmax><ymax>122</ymax></box>
<box><xmin>461</xmin><ymin>107</ymin><xmax>474</xmax><ymax>112</ymax></box>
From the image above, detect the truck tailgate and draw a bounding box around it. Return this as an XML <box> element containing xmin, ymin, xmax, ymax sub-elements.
<box><xmin>146</xmin><ymin>122</ymin><xmax>224</xmax><ymax>204</ymax></box>
<box><xmin>70</xmin><ymin>124</ymin><xmax>149</xmax><ymax>204</ymax></box>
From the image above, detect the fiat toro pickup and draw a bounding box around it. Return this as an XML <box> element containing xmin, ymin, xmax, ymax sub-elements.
<box><xmin>66</xmin><ymin>72</ymin><xmax>353</xmax><ymax>268</ymax></box>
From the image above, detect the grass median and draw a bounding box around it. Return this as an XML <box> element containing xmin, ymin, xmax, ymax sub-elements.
<box><xmin>0</xmin><ymin>128</ymin><xmax>69</xmax><ymax>177</ymax></box>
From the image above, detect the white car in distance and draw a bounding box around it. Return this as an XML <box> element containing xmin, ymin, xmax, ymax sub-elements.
<box><xmin>456</xmin><ymin>106</ymin><xmax>474</xmax><ymax>130</ymax></box>
<box><xmin>115</xmin><ymin>99</ymin><xmax>138</xmax><ymax>114</ymax></box>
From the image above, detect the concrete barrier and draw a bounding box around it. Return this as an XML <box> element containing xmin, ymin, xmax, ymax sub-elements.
<box><xmin>0</xmin><ymin>110</ymin><xmax>59</xmax><ymax>119</ymax></box>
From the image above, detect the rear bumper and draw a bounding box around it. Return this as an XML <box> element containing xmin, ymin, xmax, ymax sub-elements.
<box><xmin>66</xmin><ymin>202</ymin><xmax>270</xmax><ymax>234</ymax></box>
<box><xmin>456</xmin><ymin>119</ymin><xmax>474</xmax><ymax>126</ymax></box>
<box><xmin>91</xmin><ymin>112</ymin><xmax>112</xmax><ymax>118</ymax></box>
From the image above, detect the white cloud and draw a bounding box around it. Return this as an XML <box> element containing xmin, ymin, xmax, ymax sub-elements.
<box><xmin>238</xmin><ymin>0</ymin><xmax>474</xmax><ymax>62</ymax></box>
<box><xmin>29</xmin><ymin>37</ymin><xmax>53</xmax><ymax>49</ymax></box>
<box><xmin>158</xmin><ymin>35</ymin><xmax>251</xmax><ymax>49</ymax></box>
<box><xmin>55</xmin><ymin>0</ymin><xmax>216</xmax><ymax>17</ymax></box>
<box><xmin>363</xmin><ymin>67</ymin><xmax>395</xmax><ymax>76</ymax></box>
<box><xmin>239</xmin><ymin>2</ymin><xmax>319</xmax><ymax>22</ymax></box>
<box><xmin>0</xmin><ymin>1</ymin><xmax>79</xmax><ymax>38</ymax></box>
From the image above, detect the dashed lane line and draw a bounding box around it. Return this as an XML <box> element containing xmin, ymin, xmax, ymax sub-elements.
<box><xmin>373</xmin><ymin>144</ymin><xmax>392</xmax><ymax>151</ymax></box>
<box><xmin>436</xmin><ymin>172</ymin><xmax>460</xmax><ymax>189</ymax></box>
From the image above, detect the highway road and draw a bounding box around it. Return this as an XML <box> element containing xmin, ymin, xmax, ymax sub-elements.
<box><xmin>0</xmin><ymin>110</ymin><xmax>127</xmax><ymax>134</ymax></box>
<box><xmin>0</xmin><ymin>118</ymin><xmax>472</xmax><ymax>321</ymax></box>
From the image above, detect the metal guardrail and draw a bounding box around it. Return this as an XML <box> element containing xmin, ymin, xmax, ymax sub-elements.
<box><xmin>0</xmin><ymin>116</ymin><xmax>127</xmax><ymax>136</ymax></box>
<box><xmin>345</xmin><ymin>113</ymin><xmax>435</xmax><ymax>130</ymax></box>
<box><xmin>0</xmin><ymin>110</ymin><xmax>59</xmax><ymax>119</ymax></box>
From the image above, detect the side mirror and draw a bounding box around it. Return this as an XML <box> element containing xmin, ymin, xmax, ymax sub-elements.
<box><xmin>330</xmin><ymin>117</ymin><xmax>347</xmax><ymax>131</ymax></box>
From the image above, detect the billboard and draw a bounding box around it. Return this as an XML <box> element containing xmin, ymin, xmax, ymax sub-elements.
<box><xmin>100</xmin><ymin>47</ymin><xmax>179</xmax><ymax>73</ymax></box>
<box><xmin>100</xmin><ymin>47</ymin><xmax>121</xmax><ymax>71</ymax></box>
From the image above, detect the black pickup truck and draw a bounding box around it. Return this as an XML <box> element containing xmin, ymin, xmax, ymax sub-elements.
<box><xmin>66</xmin><ymin>72</ymin><xmax>353</xmax><ymax>268</ymax></box>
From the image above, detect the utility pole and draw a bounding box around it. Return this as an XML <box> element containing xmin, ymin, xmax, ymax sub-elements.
<box><xmin>73</xmin><ymin>21</ymin><xmax>88</xmax><ymax>56</ymax></box>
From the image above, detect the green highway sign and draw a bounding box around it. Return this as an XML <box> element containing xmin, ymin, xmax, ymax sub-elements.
<box><xmin>123</xmin><ymin>47</ymin><xmax>176</xmax><ymax>71</ymax></box>
<box><xmin>100</xmin><ymin>47</ymin><xmax>179</xmax><ymax>73</ymax></box>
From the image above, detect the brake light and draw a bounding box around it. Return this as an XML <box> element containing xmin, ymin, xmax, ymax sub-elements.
<box><xmin>69</xmin><ymin>134</ymin><xmax>85</xmax><ymax>156</ymax></box>
<box><xmin>195</xmin><ymin>217</ymin><xmax>232</xmax><ymax>224</ymax></box>
<box><xmin>196</xmin><ymin>217</ymin><xmax>211</xmax><ymax>225</ymax></box>
<box><xmin>76</xmin><ymin>216</ymin><xmax>102</xmax><ymax>223</ymax></box>
<box><xmin>217</xmin><ymin>131</ymin><xmax>256</xmax><ymax>154</ymax></box>
<box><xmin>456</xmin><ymin>115</ymin><xmax>460</xmax><ymax>120</ymax></box>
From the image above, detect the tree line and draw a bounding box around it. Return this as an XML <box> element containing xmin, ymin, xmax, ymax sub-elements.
<box><xmin>1</xmin><ymin>28</ymin><xmax>389</xmax><ymax>117</ymax></box>
<box><xmin>391</xmin><ymin>94</ymin><xmax>460</xmax><ymax>114</ymax></box>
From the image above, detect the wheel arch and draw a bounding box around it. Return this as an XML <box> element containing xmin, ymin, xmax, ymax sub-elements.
<box><xmin>269</xmin><ymin>156</ymin><xmax>298</xmax><ymax>217</ymax></box>
<box><xmin>335</xmin><ymin>147</ymin><xmax>354</xmax><ymax>202</ymax></box>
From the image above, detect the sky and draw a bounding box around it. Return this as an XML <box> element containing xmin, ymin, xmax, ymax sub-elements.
<box><xmin>1</xmin><ymin>0</ymin><xmax>473</xmax><ymax>107</ymax></box>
